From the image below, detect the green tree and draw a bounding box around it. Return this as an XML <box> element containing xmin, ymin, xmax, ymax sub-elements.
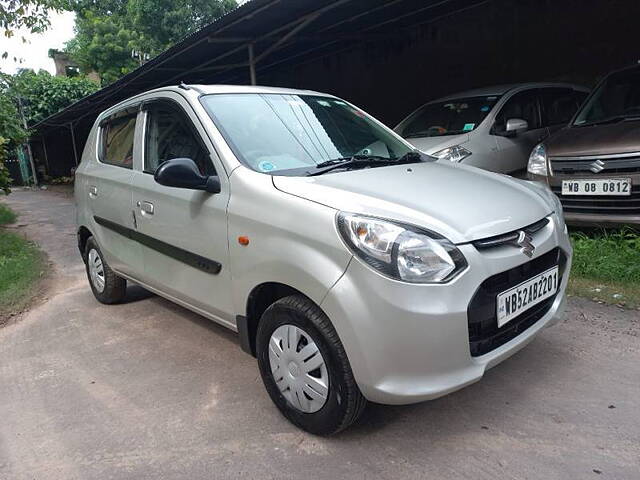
<box><xmin>66</xmin><ymin>0</ymin><xmax>236</xmax><ymax>85</ymax></box>
<box><xmin>128</xmin><ymin>0</ymin><xmax>236</xmax><ymax>50</ymax></box>
<box><xmin>1</xmin><ymin>0</ymin><xmax>67</xmax><ymax>63</ymax></box>
<box><xmin>0</xmin><ymin>137</ymin><xmax>13</xmax><ymax>194</ymax></box>
<box><xmin>4</xmin><ymin>69</ymin><xmax>98</xmax><ymax>125</ymax></box>
<box><xmin>0</xmin><ymin>0</ymin><xmax>65</xmax><ymax>35</ymax></box>
<box><xmin>0</xmin><ymin>70</ymin><xmax>98</xmax><ymax>190</ymax></box>
<box><xmin>65</xmin><ymin>11</ymin><xmax>147</xmax><ymax>85</ymax></box>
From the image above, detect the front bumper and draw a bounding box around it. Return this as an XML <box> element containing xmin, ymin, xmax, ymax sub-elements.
<box><xmin>320</xmin><ymin>214</ymin><xmax>571</xmax><ymax>405</ymax></box>
<box><xmin>529</xmin><ymin>172</ymin><xmax>640</xmax><ymax>227</ymax></box>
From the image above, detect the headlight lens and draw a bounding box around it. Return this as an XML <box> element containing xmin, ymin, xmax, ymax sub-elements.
<box><xmin>431</xmin><ymin>145</ymin><xmax>471</xmax><ymax>163</ymax></box>
<box><xmin>337</xmin><ymin>213</ymin><xmax>467</xmax><ymax>283</ymax></box>
<box><xmin>528</xmin><ymin>143</ymin><xmax>549</xmax><ymax>176</ymax></box>
<box><xmin>550</xmin><ymin>190</ymin><xmax>566</xmax><ymax>229</ymax></box>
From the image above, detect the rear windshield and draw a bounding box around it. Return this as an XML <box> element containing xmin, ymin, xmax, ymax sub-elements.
<box><xmin>398</xmin><ymin>95</ymin><xmax>501</xmax><ymax>138</ymax></box>
<box><xmin>573</xmin><ymin>68</ymin><xmax>640</xmax><ymax>126</ymax></box>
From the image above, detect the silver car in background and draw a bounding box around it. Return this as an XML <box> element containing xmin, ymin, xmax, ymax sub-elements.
<box><xmin>75</xmin><ymin>85</ymin><xmax>572</xmax><ymax>435</ymax></box>
<box><xmin>395</xmin><ymin>83</ymin><xmax>588</xmax><ymax>174</ymax></box>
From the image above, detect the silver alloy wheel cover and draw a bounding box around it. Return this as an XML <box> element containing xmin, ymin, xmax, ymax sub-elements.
<box><xmin>268</xmin><ymin>324</ymin><xmax>329</xmax><ymax>413</ymax></box>
<box><xmin>88</xmin><ymin>248</ymin><xmax>106</xmax><ymax>293</ymax></box>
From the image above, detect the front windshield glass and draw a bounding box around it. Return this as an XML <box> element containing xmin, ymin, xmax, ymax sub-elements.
<box><xmin>399</xmin><ymin>95</ymin><xmax>501</xmax><ymax>138</ymax></box>
<box><xmin>200</xmin><ymin>93</ymin><xmax>412</xmax><ymax>175</ymax></box>
<box><xmin>573</xmin><ymin>68</ymin><xmax>640</xmax><ymax>126</ymax></box>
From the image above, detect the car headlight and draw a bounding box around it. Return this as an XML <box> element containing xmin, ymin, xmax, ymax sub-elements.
<box><xmin>431</xmin><ymin>145</ymin><xmax>471</xmax><ymax>163</ymax></box>
<box><xmin>528</xmin><ymin>143</ymin><xmax>549</xmax><ymax>176</ymax></box>
<box><xmin>550</xmin><ymin>190</ymin><xmax>566</xmax><ymax>230</ymax></box>
<box><xmin>337</xmin><ymin>213</ymin><xmax>467</xmax><ymax>283</ymax></box>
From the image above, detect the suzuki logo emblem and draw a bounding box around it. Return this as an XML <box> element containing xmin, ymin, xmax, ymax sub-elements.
<box><xmin>516</xmin><ymin>231</ymin><xmax>535</xmax><ymax>258</ymax></box>
<box><xmin>590</xmin><ymin>159</ymin><xmax>605</xmax><ymax>173</ymax></box>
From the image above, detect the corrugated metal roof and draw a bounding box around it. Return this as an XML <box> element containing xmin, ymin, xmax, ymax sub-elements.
<box><xmin>32</xmin><ymin>0</ymin><xmax>489</xmax><ymax>132</ymax></box>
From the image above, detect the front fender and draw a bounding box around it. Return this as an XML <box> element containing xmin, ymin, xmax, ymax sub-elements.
<box><xmin>228</xmin><ymin>168</ymin><xmax>352</xmax><ymax>316</ymax></box>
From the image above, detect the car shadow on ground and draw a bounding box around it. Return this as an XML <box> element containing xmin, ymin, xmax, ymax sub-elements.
<box><xmin>116</xmin><ymin>281</ymin><xmax>573</xmax><ymax>438</ymax></box>
<box><xmin>123</xmin><ymin>284</ymin><xmax>156</xmax><ymax>303</ymax></box>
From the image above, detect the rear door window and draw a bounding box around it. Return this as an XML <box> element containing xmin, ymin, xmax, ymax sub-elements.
<box><xmin>540</xmin><ymin>88</ymin><xmax>587</xmax><ymax>126</ymax></box>
<box><xmin>100</xmin><ymin>114</ymin><xmax>136</xmax><ymax>168</ymax></box>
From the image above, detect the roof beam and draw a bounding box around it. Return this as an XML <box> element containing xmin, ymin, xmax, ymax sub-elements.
<box><xmin>154</xmin><ymin>0</ymin><xmax>354</xmax><ymax>87</ymax></box>
<box><xmin>255</xmin><ymin>12</ymin><xmax>320</xmax><ymax>63</ymax></box>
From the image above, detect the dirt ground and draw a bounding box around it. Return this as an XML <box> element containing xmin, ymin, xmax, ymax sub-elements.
<box><xmin>1</xmin><ymin>189</ymin><xmax>638</xmax><ymax>480</ymax></box>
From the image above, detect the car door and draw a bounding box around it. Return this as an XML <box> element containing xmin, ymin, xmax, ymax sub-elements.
<box><xmin>129</xmin><ymin>94</ymin><xmax>234</xmax><ymax>326</ymax></box>
<box><xmin>493</xmin><ymin>89</ymin><xmax>548</xmax><ymax>174</ymax></box>
<box><xmin>540</xmin><ymin>87</ymin><xmax>589</xmax><ymax>136</ymax></box>
<box><xmin>84</xmin><ymin>106</ymin><xmax>142</xmax><ymax>276</ymax></box>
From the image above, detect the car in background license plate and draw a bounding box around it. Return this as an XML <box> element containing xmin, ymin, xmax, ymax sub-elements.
<box><xmin>561</xmin><ymin>178</ymin><xmax>631</xmax><ymax>196</ymax></box>
<box><xmin>496</xmin><ymin>266</ymin><xmax>559</xmax><ymax>328</ymax></box>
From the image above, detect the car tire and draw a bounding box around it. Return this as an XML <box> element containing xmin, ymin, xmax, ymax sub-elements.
<box><xmin>84</xmin><ymin>237</ymin><xmax>127</xmax><ymax>304</ymax></box>
<box><xmin>256</xmin><ymin>294</ymin><xmax>367</xmax><ymax>435</ymax></box>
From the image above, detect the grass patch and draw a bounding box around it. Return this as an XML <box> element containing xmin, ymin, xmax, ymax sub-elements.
<box><xmin>569</xmin><ymin>229</ymin><xmax>640</xmax><ymax>308</ymax></box>
<box><xmin>0</xmin><ymin>202</ymin><xmax>17</xmax><ymax>225</ymax></box>
<box><xmin>0</xmin><ymin>203</ymin><xmax>45</xmax><ymax>321</ymax></box>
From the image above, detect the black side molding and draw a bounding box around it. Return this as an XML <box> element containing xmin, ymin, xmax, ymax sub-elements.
<box><xmin>94</xmin><ymin>216</ymin><xmax>222</xmax><ymax>275</ymax></box>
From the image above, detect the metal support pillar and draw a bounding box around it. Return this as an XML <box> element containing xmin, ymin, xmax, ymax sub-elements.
<box><xmin>69</xmin><ymin>122</ymin><xmax>79</xmax><ymax>167</ymax></box>
<box><xmin>247</xmin><ymin>44</ymin><xmax>257</xmax><ymax>85</ymax></box>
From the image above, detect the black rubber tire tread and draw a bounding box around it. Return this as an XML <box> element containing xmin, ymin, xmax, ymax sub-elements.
<box><xmin>84</xmin><ymin>236</ymin><xmax>127</xmax><ymax>304</ymax></box>
<box><xmin>256</xmin><ymin>294</ymin><xmax>367</xmax><ymax>435</ymax></box>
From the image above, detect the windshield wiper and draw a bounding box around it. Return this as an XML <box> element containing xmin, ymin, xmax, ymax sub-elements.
<box><xmin>308</xmin><ymin>151</ymin><xmax>424</xmax><ymax>176</ymax></box>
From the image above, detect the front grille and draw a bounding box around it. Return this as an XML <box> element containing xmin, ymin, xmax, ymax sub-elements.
<box><xmin>551</xmin><ymin>185</ymin><xmax>640</xmax><ymax>215</ymax></box>
<box><xmin>550</xmin><ymin>153</ymin><xmax>640</xmax><ymax>175</ymax></box>
<box><xmin>473</xmin><ymin>217</ymin><xmax>549</xmax><ymax>250</ymax></box>
<box><xmin>467</xmin><ymin>247</ymin><xmax>567</xmax><ymax>357</ymax></box>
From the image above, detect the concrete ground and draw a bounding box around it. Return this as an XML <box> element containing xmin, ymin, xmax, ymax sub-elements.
<box><xmin>1</xmin><ymin>189</ymin><xmax>639</xmax><ymax>480</ymax></box>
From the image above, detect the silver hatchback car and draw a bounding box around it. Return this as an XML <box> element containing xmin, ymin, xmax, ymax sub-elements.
<box><xmin>395</xmin><ymin>83</ymin><xmax>588</xmax><ymax>174</ymax></box>
<box><xmin>76</xmin><ymin>85</ymin><xmax>572</xmax><ymax>434</ymax></box>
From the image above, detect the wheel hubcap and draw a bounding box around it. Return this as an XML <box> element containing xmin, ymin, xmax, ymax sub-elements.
<box><xmin>88</xmin><ymin>249</ymin><xmax>105</xmax><ymax>293</ymax></box>
<box><xmin>268</xmin><ymin>324</ymin><xmax>329</xmax><ymax>413</ymax></box>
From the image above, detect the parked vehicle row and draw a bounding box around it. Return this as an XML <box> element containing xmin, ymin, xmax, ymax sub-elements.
<box><xmin>527</xmin><ymin>64</ymin><xmax>640</xmax><ymax>226</ymax></box>
<box><xmin>396</xmin><ymin>65</ymin><xmax>640</xmax><ymax>227</ymax></box>
<box><xmin>395</xmin><ymin>83</ymin><xmax>588</xmax><ymax>174</ymax></box>
<box><xmin>76</xmin><ymin>84</ymin><xmax>571</xmax><ymax>434</ymax></box>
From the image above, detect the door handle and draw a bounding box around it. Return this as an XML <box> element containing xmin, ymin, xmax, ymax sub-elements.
<box><xmin>138</xmin><ymin>201</ymin><xmax>154</xmax><ymax>216</ymax></box>
<box><xmin>89</xmin><ymin>185</ymin><xmax>98</xmax><ymax>198</ymax></box>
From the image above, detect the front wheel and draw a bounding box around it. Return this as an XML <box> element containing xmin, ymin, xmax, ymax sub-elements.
<box><xmin>256</xmin><ymin>295</ymin><xmax>366</xmax><ymax>435</ymax></box>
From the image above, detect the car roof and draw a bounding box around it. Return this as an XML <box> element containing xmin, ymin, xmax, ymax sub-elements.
<box><xmin>99</xmin><ymin>84</ymin><xmax>335</xmax><ymax>119</ymax></box>
<box><xmin>431</xmin><ymin>82</ymin><xmax>589</xmax><ymax>103</ymax></box>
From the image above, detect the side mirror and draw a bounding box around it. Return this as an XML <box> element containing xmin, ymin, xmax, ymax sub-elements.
<box><xmin>154</xmin><ymin>158</ymin><xmax>221</xmax><ymax>194</ymax></box>
<box><xmin>504</xmin><ymin>118</ymin><xmax>529</xmax><ymax>136</ymax></box>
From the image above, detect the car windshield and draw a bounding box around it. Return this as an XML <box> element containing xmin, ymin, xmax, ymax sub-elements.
<box><xmin>399</xmin><ymin>95</ymin><xmax>501</xmax><ymax>138</ymax></box>
<box><xmin>573</xmin><ymin>68</ymin><xmax>640</xmax><ymax>126</ymax></box>
<box><xmin>200</xmin><ymin>93</ymin><xmax>412</xmax><ymax>175</ymax></box>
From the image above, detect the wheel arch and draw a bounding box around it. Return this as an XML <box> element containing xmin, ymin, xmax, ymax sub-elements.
<box><xmin>238</xmin><ymin>282</ymin><xmax>315</xmax><ymax>357</ymax></box>
<box><xmin>77</xmin><ymin>225</ymin><xmax>93</xmax><ymax>260</ymax></box>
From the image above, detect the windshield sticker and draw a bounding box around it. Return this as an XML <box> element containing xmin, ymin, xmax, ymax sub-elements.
<box><xmin>318</xmin><ymin>100</ymin><xmax>331</xmax><ymax>107</ymax></box>
<box><xmin>463</xmin><ymin>123</ymin><xmax>475</xmax><ymax>131</ymax></box>
<box><xmin>480</xmin><ymin>105</ymin><xmax>490</xmax><ymax>112</ymax></box>
<box><xmin>258</xmin><ymin>161</ymin><xmax>276</xmax><ymax>172</ymax></box>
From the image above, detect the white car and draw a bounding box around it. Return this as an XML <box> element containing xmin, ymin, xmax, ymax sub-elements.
<box><xmin>395</xmin><ymin>83</ymin><xmax>588</xmax><ymax>174</ymax></box>
<box><xmin>75</xmin><ymin>84</ymin><xmax>572</xmax><ymax>434</ymax></box>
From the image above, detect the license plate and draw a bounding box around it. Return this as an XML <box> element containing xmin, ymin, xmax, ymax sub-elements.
<box><xmin>496</xmin><ymin>266</ymin><xmax>559</xmax><ymax>328</ymax></box>
<box><xmin>561</xmin><ymin>178</ymin><xmax>631</xmax><ymax>196</ymax></box>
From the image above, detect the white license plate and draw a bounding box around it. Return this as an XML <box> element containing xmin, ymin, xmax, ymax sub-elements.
<box><xmin>561</xmin><ymin>178</ymin><xmax>631</xmax><ymax>196</ymax></box>
<box><xmin>496</xmin><ymin>266</ymin><xmax>559</xmax><ymax>328</ymax></box>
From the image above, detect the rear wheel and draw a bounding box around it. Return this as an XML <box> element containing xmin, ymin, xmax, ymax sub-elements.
<box><xmin>256</xmin><ymin>295</ymin><xmax>367</xmax><ymax>435</ymax></box>
<box><xmin>84</xmin><ymin>237</ymin><xmax>126</xmax><ymax>304</ymax></box>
